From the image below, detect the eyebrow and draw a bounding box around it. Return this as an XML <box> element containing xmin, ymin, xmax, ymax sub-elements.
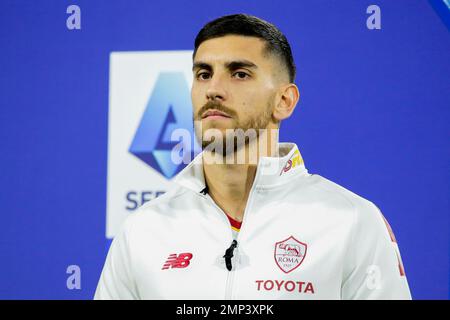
<box><xmin>192</xmin><ymin>60</ymin><xmax>258</xmax><ymax>72</ymax></box>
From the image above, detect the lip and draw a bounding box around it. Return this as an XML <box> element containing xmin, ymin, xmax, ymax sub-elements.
<box><xmin>203</xmin><ymin>115</ymin><xmax>231</xmax><ymax>120</ymax></box>
<box><xmin>201</xmin><ymin>109</ymin><xmax>232</xmax><ymax>119</ymax></box>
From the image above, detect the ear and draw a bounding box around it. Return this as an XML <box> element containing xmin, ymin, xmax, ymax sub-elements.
<box><xmin>272</xmin><ymin>83</ymin><xmax>300</xmax><ymax>122</ymax></box>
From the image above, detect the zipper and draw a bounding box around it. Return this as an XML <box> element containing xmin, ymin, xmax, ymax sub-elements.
<box><xmin>196</xmin><ymin>164</ymin><xmax>263</xmax><ymax>300</ymax></box>
<box><xmin>225</xmin><ymin>173</ymin><xmax>260</xmax><ymax>299</ymax></box>
<box><xmin>198</xmin><ymin>193</ymin><xmax>237</xmax><ymax>299</ymax></box>
<box><xmin>224</xmin><ymin>253</ymin><xmax>238</xmax><ymax>299</ymax></box>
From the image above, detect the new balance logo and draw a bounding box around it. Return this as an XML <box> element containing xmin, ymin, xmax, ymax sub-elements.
<box><xmin>162</xmin><ymin>253</ymin><xmax>193</xmax><ymax>270</ymax></box>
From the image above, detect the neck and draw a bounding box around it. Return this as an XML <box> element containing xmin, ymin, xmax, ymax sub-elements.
<box><xmin>202</xmin><ymin>128</ymin><xmax>279</xmax><ymax>222</ymax></box>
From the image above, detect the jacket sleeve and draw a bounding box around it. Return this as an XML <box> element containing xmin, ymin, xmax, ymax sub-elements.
<box><xmin>341</xmin><ymin>200</ymin><xmax>412</xmax><ymax>300</ymax></box>
<box><xmin>94</xmin><ymin>215</ymin><xmax>139</xmax><ymax>300</ymax></box>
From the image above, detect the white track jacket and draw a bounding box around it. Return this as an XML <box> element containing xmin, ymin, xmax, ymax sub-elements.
<box><xmin>94</xmin><ymin>143</ymin><xmax>412</xmax><ymax>300</ymax></box>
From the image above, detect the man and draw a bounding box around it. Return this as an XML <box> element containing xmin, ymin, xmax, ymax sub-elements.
<box><xmin>95</xmin><ymin>14</ymin><xmax>411</xmax><ymax>299</ymax></box>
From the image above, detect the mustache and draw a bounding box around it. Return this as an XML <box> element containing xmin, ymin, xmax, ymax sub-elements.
<box><xmin>196</xmin><ymin>101</ymin><xmax>237</xmax><ymax>120</ymax></box>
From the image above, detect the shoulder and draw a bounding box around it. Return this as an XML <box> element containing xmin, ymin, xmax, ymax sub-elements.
<box><xmin>304</xmin><ymin>174</ymin><xmax>386</xmax><ymax>230</ymax></box>
<box><xmin>132</xmin><ymin>185</ymin><xmax>191</xmax><ymax>217</ymax></box>
<box><xmin>119</xmin><ymin>185</ymin><xmax>198</xmax><ymax>232</ymax></box>
<box><xmin>305</xmin><ymin>174</ymin><xmax>395</xmax><ymax>261</ymax></box>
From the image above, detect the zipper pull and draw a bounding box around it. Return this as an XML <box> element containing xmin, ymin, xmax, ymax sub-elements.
<box><xmin>223</xmin><ymin>240</ymin><xmax>238</xmax><ymax>271</ymax></box>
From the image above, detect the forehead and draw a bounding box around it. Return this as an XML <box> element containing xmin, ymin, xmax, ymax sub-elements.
<box><xmin>194</xmin><ymin>35</ymin><xmax>273</xmax><ymax>69</ymax></box>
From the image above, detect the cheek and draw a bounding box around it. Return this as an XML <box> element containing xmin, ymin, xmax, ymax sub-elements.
<box><xmin>191</xmin><ymin>88</ymin><xmax>203</xmax><ymax>112</ymax></box>
<box><xmin>238</xmin><ymin>93</ymin><xmax>272</xmax><ymax>119</ymax></box>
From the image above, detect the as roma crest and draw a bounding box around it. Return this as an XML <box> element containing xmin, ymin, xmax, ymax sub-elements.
<box><xmin>274</xmin><ymin>236</ymin><xmax>307</xmax><ymax>273</ymax></box>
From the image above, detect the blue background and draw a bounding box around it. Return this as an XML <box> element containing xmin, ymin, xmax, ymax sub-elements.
<box><xmin>0</xmin><ymin>0</ymin><xmax>448</xmax><ymax>299</ymax></box>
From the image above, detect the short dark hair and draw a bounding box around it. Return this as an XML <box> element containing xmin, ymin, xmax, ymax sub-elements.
<box><xmin>193</xmin><ymin>14</ymin><xmax>296</xmax><ymax>83</ymax></box>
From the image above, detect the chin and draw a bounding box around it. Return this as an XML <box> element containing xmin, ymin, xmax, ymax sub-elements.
<box><xmin>203</xmin><ymin>123</ymin><xmax>235</xmax><ymax>132</ymax></box>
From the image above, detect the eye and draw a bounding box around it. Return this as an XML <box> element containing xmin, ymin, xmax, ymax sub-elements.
<box><xmin>233</xmin><ymin>71</ymin><xmax>250</xmax><ymax>79</ymax></box>
<box><xmin>196</xmin><ymin>72</ymin><xmax>211</xmax><ymax>80</ymax></box>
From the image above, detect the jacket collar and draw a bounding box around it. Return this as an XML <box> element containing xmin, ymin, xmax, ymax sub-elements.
<box><xmin>173</xmin><ymin>142</ymin><xmax>308</xmax><ymax>193</ymax></box>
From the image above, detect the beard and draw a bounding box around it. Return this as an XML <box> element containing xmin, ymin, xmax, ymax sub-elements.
<box><xmin>193</xmin><ymin>100</ymin><xmax>276</xmax><ymax>156</ymax></box>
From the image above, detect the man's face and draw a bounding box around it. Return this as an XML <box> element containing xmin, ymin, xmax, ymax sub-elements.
<box><xmin>191</xmin><ymin>35</ymin><xmax>281</xmax><ymax>152</ymax></box>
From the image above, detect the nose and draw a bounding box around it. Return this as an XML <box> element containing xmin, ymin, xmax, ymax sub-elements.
<box><xmin>205</xmin><ymin>73</ymin><xmax>227</xmax><ymax>102</ymax></box>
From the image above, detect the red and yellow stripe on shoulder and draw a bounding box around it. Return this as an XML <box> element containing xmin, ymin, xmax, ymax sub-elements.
<box><xmin>381</xmin><ymin>214</ymin><xmax>406</xmax><ymax>276</ymax></box>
